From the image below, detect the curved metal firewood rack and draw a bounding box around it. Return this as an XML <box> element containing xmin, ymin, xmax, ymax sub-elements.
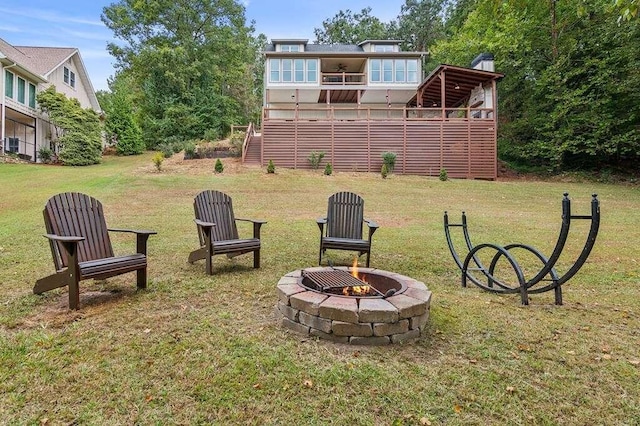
<box><xmin>444</xmin><ymin>193</ymin><xmax>600</xmax><ymax>305</ymax></box>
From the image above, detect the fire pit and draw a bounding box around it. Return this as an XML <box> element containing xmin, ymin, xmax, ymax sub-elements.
<box><xmin>276</xmin><ymin>265</ymin><xmax>431</xmax><ymax>345</ymax></box>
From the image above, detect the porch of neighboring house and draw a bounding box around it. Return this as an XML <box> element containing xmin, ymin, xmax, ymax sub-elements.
<box><xmin>1</xmin><ymin>106</ymin><xmax>37</xmax><ymax>161</ymax></box>
<box><xmin>244</xmin><ymin>64</ymin><xmax>503</xmax><ymax>180</ymax></box>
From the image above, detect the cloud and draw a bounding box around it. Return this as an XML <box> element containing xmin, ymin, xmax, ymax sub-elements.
<box><xmin>0</xmin><ymin>24</ymin><xmax>21</xmax><ymax>33</ymax></box>
<box><xmin>0</xmin><ymin>7</ymin><xmax>104</xmax><ymax>27</ymax></box>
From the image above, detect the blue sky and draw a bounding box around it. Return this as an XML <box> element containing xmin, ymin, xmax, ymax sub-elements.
<box><xmin>0</xmin><ymin>0</ymin><xmax>406</xmax><ymax>91</ymax></box>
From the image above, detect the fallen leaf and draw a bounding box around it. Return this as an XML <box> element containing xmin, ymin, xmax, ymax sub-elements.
<box><xmin>353</xmin><ymin>351</ymin><xmax>360</xmax><ymax>357</ymax></box>
<box><xmin>303</xmin><ymin>379</ymin><xmax>313</xmax><ymax>388</ymax></box>
<box><xmin>420</xmin><ymin>417</ymin><xmax>432</xmax><ymax>425</ymax></box>
<box><xmin>566</xmin><ymin>350</ymin><xmax>575</xmax><ymax>355</ymax></box>
<box><xmin>602</xmin><ymin>354</ymin><xmax>612</xmax><ymax>360</ymax></box>
<box><xmin>581</xmin><ymin>326</ymin><xmax>590</xmax><ymax>331</ymax></box>
<box><xmin>629</xmin><ymin>359</ymin><xmax>640</xmax><ymax>366</ymax></box>
<box><xmin>253</xmin><ymin>383</ymin><xmax>261</xmax><ymax>389</ymax></box>
<box><xmin>454</xmin><ymin>404</ymin><xmax>462</xmax><ymax>413</ymax></box>
<box><xmin>601</xmin><ymin>346</ymin><xmax>611</xmax><ymax>353</ymax></box>
<box><xmin>145</xmin><ymin>394</ymin><xmax>153</xmax><ymax>402</ymax></box>
<box><xmin>517</xmin><ymin>344</ymin><xmax>532</xmax><ymax>352</ymax></box>
<box><xmin>40</xmin><ymin>418</ymin><xmax>49</xmax><ymax>425</ymax></box>
<box><xmin>469</xmin><ymin>359</ymin><xmax>478</xmax><ymax>364</ymax></box>
<box><xmin>506</xmin><ymin>386</ymin><xmax>515</xmax><ymax>393</ymax></box>
<box><xmin>143</xmin><ymin>328</ymin><xmax>151</xmax><ymax>334</ymax></box>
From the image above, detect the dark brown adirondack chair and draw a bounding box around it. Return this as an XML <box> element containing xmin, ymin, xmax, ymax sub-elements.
<box><xmin>188</xmin><ymin>190</ymin><xmax>266</xmax><ymax>275</ymax></box>
<box><xmin>317</xmin><ymin>191</ymin><xmax>379</xmax><ymax>267</ymax></box>
<box><xmin>33</xmin><ymin>192</ymin><xmax>156</xmax><ymax>310</ymax></box>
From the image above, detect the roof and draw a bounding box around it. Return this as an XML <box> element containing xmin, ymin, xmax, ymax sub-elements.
<box><xmin>13</xmin><ymin>46</ymin><xmax>77</xmax><ymax>76</ymax></box>
<box><xmin>408</xmin><ymin>64</ymin><xmax>504</xmax><ymax>108</ymax></box>
<box><xmin>0</xmin><ymin>38</ymin><xmax>47</xmax><ymax>83</ymax></box>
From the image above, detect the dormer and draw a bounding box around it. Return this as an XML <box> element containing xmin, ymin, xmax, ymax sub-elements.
<box><xmin>357</xmin><ymin>40</ymin><xmax>404</xmax><ymax>53</ymax></box>
<box><xmin>270</xmin><ymin>39</ymin><xmax>308</xmax><ymax>53</ymax></box>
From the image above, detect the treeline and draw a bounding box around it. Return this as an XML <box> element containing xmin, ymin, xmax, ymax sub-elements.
<box><xmin>97</xmin><ymin>0</ymin><xmax>638</xmax><ymax>172</ymax></box>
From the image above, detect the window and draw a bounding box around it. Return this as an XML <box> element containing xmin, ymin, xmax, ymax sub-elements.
<box><xmin>17</xmin><ymin>77</ymin><xmax>26</xmax><ymax>104</ymax></box>
<box><xmin>383</xmin><ymin>60</ymin><xmax>393</xmax><ymax>82</ymax></box>
<box><xmin>5</xmin><ymin>70</ymin><xmax>14</xmax><ymax>98</ymax></box>
<box><xmin>370</xmin><ymin>59</ymin><xmax>419</xmax><ymax>83</ymax></box>
<box><xmin>374</xmin><ymin>45</ymin><xmax>394</xmax><ymax>52</ymax></box>
<box><xmin>63</xmin><ymin>66</ymin><xmax>76</xmax><ymax>88</ymax></box>
<box><xmin>28</xmin><ymin>83</ymin><xmax>36</xmax><ymax>108</ymax></box>
<box><xmin>269</xmin><ymin>58</ymin><xmax>280</xmax><ymax>82</ymax></box>
<box><xmin>280</xmin><ymin>44</ymin><xmax>300</xmax><ymax>52</ymax></box>
<box><xmin>7</xmin><ymin>137</ymin><xmax>19</xmax><ymax>153</ymax></box>
<box><xmin>269</xmin><ymin>58</ymin><xmax>317</xmax><ymax>83</ymax></box>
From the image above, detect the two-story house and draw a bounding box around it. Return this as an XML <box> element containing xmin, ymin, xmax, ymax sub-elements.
<box><xmin>0</xmin><ymin>37</ymin><xmax>101</xmax><ymax>162</ymax></box>
<box><xmin>250</xmin><ymin>39</ymin><xmax>503</xmax><ymax>179</ymax></box>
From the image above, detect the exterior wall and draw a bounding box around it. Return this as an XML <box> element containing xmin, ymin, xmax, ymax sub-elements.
<box><xmin>46</xmin><ymin>55</ymin><xmax>93</xmax><ymax>110</ymax></box>
<box><xmin>2</xmin><ymin>65</ymin><xmax>41</xmax><ymax>159</ymax></box>
<box><xmin>261</xmin><ymin>120</ymin><xmax>497</xmax><ymax>179</ymax></box>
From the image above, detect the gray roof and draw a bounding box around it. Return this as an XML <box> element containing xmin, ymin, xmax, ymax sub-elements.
<box><xmin>0</xmin><ymin>37</ymin><xmax>76</xmax><ymax>77</ymax></box>
<box><xmin>264</xmin><ymin>43</ymin><xmax>363</xmax><ymax>53</ymax></box>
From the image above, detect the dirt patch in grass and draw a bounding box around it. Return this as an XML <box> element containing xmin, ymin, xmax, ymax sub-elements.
<box><xmin>138</xmin><ymin>153</ymin><xmax>257</xmax><ymax>175</ymax></box>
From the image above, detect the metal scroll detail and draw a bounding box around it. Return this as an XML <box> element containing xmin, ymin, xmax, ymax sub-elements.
<box><xmin>444</xmin><ymin>193</ymin><xmax>600</xmax><ymax>305</ymax></box>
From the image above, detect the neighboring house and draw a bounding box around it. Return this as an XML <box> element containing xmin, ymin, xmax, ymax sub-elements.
<box><xmin>250</xmin><ymin>39</ymin><xmax>503</xmax><ymax>179</ymax></box>
<box><xmin>0</xmin><ymin>37</ymin><xmax>101</xmax><ymax>162</ymax></box>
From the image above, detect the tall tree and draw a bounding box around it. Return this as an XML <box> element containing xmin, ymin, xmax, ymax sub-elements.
<box><xmin>102</xmin><ymin>0</ymin><xmax>263</xmax><ymax>147</ymax></box>
<box><xmin>395</xmin><ymin>0</ymin><xmax>447</xmax><ymax>52</ymax></box>
<box><xmin>98</xmin><ymin>73</ymin><xmax>144</xmax><ymax>155</ymax></box>
<box><xmin>314</xmin><ymin>7</ymin><xmax>393</xmax><ymax>44</ymax></box>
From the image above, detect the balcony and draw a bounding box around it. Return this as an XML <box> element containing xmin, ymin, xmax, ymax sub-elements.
<box><xmin>321</xmin><ymin>72</ymin><xmax>366</xmax><ymax>85</ymax></box>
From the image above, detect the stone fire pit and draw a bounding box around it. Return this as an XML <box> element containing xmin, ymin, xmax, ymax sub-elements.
<box><xmin>276</xmin><ymin>267</ymin><xmax>432</xmax><ymax>345</ymax></box>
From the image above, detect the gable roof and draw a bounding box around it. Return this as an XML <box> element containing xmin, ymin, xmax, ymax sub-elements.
<box><xmin>0</xmin><ymin>38</ymin><xmax>47</xmax><ymax>83</ymax></box>
<box><xmin>13</xmin><ymin>46</ymin><xmax>77</xmax><ymax>77</ymax></box>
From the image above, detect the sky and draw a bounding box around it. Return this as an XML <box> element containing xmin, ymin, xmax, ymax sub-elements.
<box><xmin>0</xmin><ymin>0</ymin><xmax>406</xmax><ymax>92</ymax></box>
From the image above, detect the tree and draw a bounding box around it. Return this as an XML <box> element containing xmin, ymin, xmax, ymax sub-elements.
<box><xmin>98</xmin><ymin>74</ymin><xmax>144</xmax><ymax>155</ymax></box>
<box><xmin>395</xmin><ymin>0</ymin><xmax>447</xmax><ymax>52</ymax></box>
<box><xmin>37</xmin><ymin>86</ymin><xmax>102</xmax><ymax>166</ymax></box>
<box><xmin>101</xmin><ymin>0</ymin><xmax>264</xmax><ymax>147</ymax></box>
<box><xmin>314</xmin><ymin>7</ymin><xmax>393</xmax><ymax>44</ymax></box>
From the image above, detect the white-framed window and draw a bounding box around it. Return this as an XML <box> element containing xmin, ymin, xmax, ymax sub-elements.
<box><xmin>63</xmin><ymin>66</ymin><xmax>76</xmax><ymax>88</ymax></box>
<box><xmin>28</xmin><ymin>83</ymin><xmax>37</xmax><ymax>108</ymax></box>
<box><xmin>370</xmin><ymin>59</ymin><xmax>419</xmax><ymax>83</ymax></box>
<box><xmin>5</xmin><ymin>70</ymin><xmax>14</xmax><ymax>98</ymax></box>
<box><xmin>17</xmin><ymin>77</ymin><xmax>26</xmax><ymax>104</ymax></box>
<box><xmin>374</xmin><ymin>45</ymin><xmax>394</xmax><ymax>52</ymax></box>
<box><xmin>269</xmin><ymin>58</ymin><xmax>318</xmax><ymax>83</ymax></box>
<box><xmin>280</xmin><ymin>44</ymin><xmax>300</xmax><ymax>52</ymax></box>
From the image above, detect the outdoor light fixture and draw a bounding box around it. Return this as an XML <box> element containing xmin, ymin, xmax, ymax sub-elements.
<box><xmin>454</xmin><ymin>83</ymin><xmax>460</xmax><ymax>90</ymax></box>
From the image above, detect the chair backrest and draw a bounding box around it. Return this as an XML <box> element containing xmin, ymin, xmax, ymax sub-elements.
<box><xmin>326</xmin><ymin>192</ymin><xmax>364</xmax><ymax>239</ymax></box>
<box><xmin>194</xmin><ymin>190</ymin><xmax>239</xmax><ymax>245</ymax></box>
<box><xmin>43</xmin><ymin>192</ymin><xmax>114</xmax><ymax>270</ymax></box>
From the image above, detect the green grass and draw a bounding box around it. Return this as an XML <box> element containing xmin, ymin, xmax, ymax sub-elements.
<box><xmin>1</xmin><ymin>153</ymin><xmax>639</xmax><ymax>425</ymax></box>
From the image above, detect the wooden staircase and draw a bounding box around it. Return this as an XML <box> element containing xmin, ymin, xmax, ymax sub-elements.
<box><xmin>243</xmin><ymin>132</ymin><xmax>262</xmax><ymax>165</ymax></box>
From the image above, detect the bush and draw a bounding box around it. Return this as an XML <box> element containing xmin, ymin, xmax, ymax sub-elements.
<box><xmin>214</xmin><ymin>158</ymin><xmax>224</xmax><ymax>173</ymax></box>
<box><xmin>439</xmin><ymin>168</ymin><xmax>448</xmax><ymax>181</ymax></box>
<box><xmin>184</xmin><ymin>142</ymin><xmax>197</xmax><ymax>159</ymax></box>
<box><xmin>229</xmin><ymin>130</ymin><xmax>245</xmax><ymax>157</ymax></box>
<box><xmin>158</xmin><ymin>143</ymin><xmax>174</xmax><ymax>158</ymax></box>
<box><xmin>38</xmin><ymin>147</ymin><xmax>53</xmax><ymax>163</ymax></box>
<box><xmin>324</xmin><ymin>163</ymin><xmax>333</xmax><ymax>176</ymax></box>
<box><xmin>267</xmin><ymin>159</ymin><xmax>275</xmax><ymax>174</ymax></box>
<box><xmin>381</xmin><ymin>151</ymin><xmax>397</xmax><ymax>173</ymax></box>
<box><xmin>381</xmin><ymin>163</ymin><xmax>389</xmax><ymax>179</ymax></box>
<box><xmin>152</xmin><ymin>152</ymin><xmax>164</xmax><ymax>171</ymax></box>
<box><xmin>308</xmin><ymin>151</ymin><xmax>325</xmax><ymax>169</ymax></box>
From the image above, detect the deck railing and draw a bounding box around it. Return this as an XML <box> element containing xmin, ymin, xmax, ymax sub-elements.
<box><xmin>320</xmin><ymin>72</ymin><xmax>366</xmax><ymax>85</ymax></box>
<box><xmin>263</xmin><ymin>106</ymin><xmax>495</xmax><ymax>122</ymax></box>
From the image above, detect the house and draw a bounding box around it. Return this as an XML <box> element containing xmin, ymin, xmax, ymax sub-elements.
<box><xmin>247</xmin><ymin>39</ymin><xmax>503</xmax><ymax>179</ymax></box>
<box><xmin>0</xmin><ymin>37</ymin><xmax>101</xmax><ymax>162</ymax></box>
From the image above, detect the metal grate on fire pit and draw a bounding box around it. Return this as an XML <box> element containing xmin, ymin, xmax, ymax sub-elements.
<box><xmin>301</xmin><ymin>269</ymin><xmax>383</xmax><ymax>296</ymax></box>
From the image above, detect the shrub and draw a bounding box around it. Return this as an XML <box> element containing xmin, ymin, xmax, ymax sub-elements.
<box><xmin>308</xmin><ymin>151</ymin><xmax>325</xmax><ymax>169</ymax></box>
<box><xmin>152</xmin><ymin>152</ymin><xmax>164</xmax><ymax>171</ymax></box>
<box><xmin>158</xmin><ymin>143</ymin><xmax>174</xmax><ymax>158</ymax></box>
<box><xmin>267</xmin><ymin>159</ymin><xmax>275</xmax><ymax>174</ymax></box>
<box><xmin>184</xmin><ymin>142</ymin><xmax>197</xmax><ymax>159</ymax></box>
<box><xmin>439</xmin><ymin>168</ymin><xmax>448</xmax><ymax>181</ymax></box>
<box><xmin>324</xmin><ymin>163</ymin><xmax>333</xmax><ymax>176</ymax></box>
<box><xmin>214</xmin><ymin>158</ymin><xmax>224</xmax><ymax>173</ymax></box>
<box><xmin>381</xmin><ymin>151</ymin><xmax>397</xmax><ymax>173</ymax></box>
<box><xmin>38</xmin><ymin>147</ymin><xmax>53</xmax><ymax>163</ymax></box>
<box><xmin>229</xmin><ymin>130</ymin><xmax>245</xmax><ymax>157</ymax></box>
<box><xmin>381</xmin><ymin>163</ymin><xmax>389</xmax><ymax>179</ymax></box>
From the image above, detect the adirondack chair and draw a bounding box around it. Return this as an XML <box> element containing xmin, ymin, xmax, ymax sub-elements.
<box><xmin>188</xmin><ymin>190</ymin><xmax>266</xmax><ymax>275</ymax></box>
<box><xmin>317</xmin><ymin>191</ymin><xmax>379</xmax><ymax>267</ymax></box>
<box><xmin>33</xmin><ymin>192</ymin><xmax>156</xmax><ymax>310</ymax></box>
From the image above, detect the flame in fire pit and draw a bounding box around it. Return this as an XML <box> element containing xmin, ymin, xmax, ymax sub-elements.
<box><xmin>344</xmin><ymin>257</ymin><xmax>372</xmax><ymax>295</ymax></box>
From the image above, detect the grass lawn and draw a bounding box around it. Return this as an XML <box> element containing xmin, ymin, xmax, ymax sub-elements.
<box><xmin>1</xmin><ymin>153</ymin><xmax>639</xmax><ymax>425</ymax></box>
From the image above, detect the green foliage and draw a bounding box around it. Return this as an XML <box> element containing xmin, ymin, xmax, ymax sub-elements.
<box><xmin>381</xmin><ymin>151</ymin><xmax>397</xmax><ymax>173</ymax></box>
<box><xmin>381</xmin><ymin>163</ymin><xmax>389</xmax><ymax>178</ymax></box>
<box><xmin>229</xmin><ymin>130</ymin><xmax>245</xmax><ymax>157</ymax></box>
<box><xmin>36</xmin><ymin>86</ymin><xmax>102</xmax><ymax>166</ymax></box>
<box><xmin>152</xmin><ymin>152</ymin><xmax>164</xmax><ymax>171</ymax></box>
<box><xmin>267</xmin><ymin>159</ymin><xmax>275</xmax><ymax>174</ymax></box>
<box><xmin>184</xmin><ymin>142</ymin><xmax>197</xmax><ymax>159</ymax></box>
<box><xmin>324</xmin><ymin>163</ymin><xmax>333</xmax><ymax>176</ymax></box>
<box><xmin>102</xmin><ymin>0</ymin><xmax>263</xmax><ymax>148</ymax></box>
<box><xmin>38</xmin><ymin>147</ymin><xmax>53</xmax><ymax>163</ymax></box>
<box><xmin>101</xmin><ymin>74</ymin><xmax>144</xmax><ymax>156</ymax></box>
<box><xmin>158</xmin><ymin>143</ymin><xmax>174</xmax><ymax>159</ymax></box>
<box><xmin>395</xmin><ymin>0</ymin><xmax>446</xmax><ymax>51</ymax></box>
<box><xmin>439</xmin><ymin>168</ymin><xmax>448</xmax><ymax>181</ymax></box>
<box><xmin>308</xmin><ymin>151</ymin><xmax>326</xmax><ymax>169</ymax></box>
<box><xmin>314</xmin><ymin>7</ymin><xmax>393</xmax><ymax>43</ymax></box>
<box><xmin>214</xmin><ymin>158</ymin><xmax>224</xmax><ymax>173</ymax></box>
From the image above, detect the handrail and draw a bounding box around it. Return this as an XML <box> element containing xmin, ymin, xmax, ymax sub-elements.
<box><xmin>321</xmin><ymin>72</ymin><xmax>366</xmax><ymax>85</ymax></box>
<box><xmin>263</xmin><ymin>106</ymin><xmax>496</xmax><ymax>122</ymax></box>
<box><xmin>241</xmin><ymin>122</ymin><xmax>254</xmax><ymax>163</ymax></box>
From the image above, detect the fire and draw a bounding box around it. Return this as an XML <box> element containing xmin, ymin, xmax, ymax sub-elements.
<box><xmin>344</xmin><ymin>257</ymin><xmax>371</xmax><ymax>295</ymax></box>
<box><xmin>351</xmin><ymin>256</ymin><xmax>359</xmax><ymax>278</ymax></box>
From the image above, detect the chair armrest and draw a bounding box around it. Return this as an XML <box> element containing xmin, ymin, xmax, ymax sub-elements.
<box><xmin>364</xmin><ymin>219</ymin><xmax>379</xmax><ymax>240</ymax></box>
<box><xmin>236</xmin><ymin>218</ymin><xmax>267</xmax><ymax>225</ymax></box>
<box><xmin>194</xmin><ymin>219</ymin><xmax>216</xmax><ymax>229</ymax></box>
<box><xmin>108</xmin><ymin>228</ymin><xmax>157</xmax><ymax>236</ymax></box>
<box><xmin>317</xmin><ymin>218</ymin><xmax>327</xmax><ymax>233</ymax></box>
<box><xmin>236</xmin><ymin>218</ymin><xmax>266</xmax><ymax>239</ymax></box>
<box><xmin>43</xmin><ymin>234</ymin><xmax>85</xmax><ymax>243</ymax></box>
